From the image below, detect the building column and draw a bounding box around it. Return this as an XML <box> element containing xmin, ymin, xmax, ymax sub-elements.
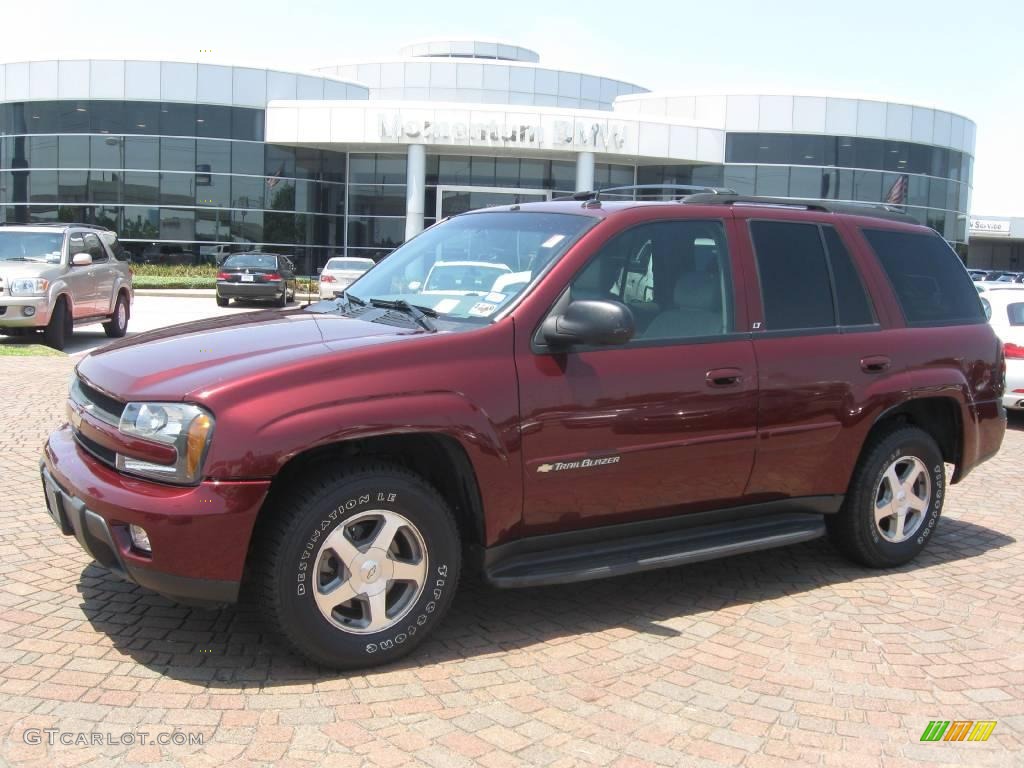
<box><xmin>575</xmin><ymin>151</ymin><xmax>596</xmax><ymax>193</ymax></box>
<box><xmin>405</xmin><ymin>144</ymin><xmax>426</xmax><ymax>241</ymax></box>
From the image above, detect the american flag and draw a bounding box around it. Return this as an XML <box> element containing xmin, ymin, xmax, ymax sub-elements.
<box><xmin>885</xmin><ymin>174</ymin><xmax>908</xmax><ymax>205</ymax></box>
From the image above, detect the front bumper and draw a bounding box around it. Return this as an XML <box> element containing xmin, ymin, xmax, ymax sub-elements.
<box><xmin>217</xmin><ymin>281</ymin><xmax>285</xmax><ymax>300</ymax></box>
<box><xmin>0</xmin><ymin>296</ymin><xmax>50</xmax><ymax>328</ymax></box>
<box><xmin>41</xmin><ymin>425</ymin><xmax>271</xmax><ymax>606</ymax></box>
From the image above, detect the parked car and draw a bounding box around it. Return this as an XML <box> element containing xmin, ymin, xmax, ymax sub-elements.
<box><xmin>216</xmin><ymin>252</ymin><xmax>297</xmax><ymax>307</ymax></box>
<box><xmin>0</xmin><ymin>223</ymin><xmax>132</xmax><ymax>349</ymax></box>
<box><xmin>42</xmin><ymin>191</ymin><xmax>1006</xmax><ymax>669</ymax></box>
<box><xmin>979</xmin><ymin>289</ymin><xmax>1024</xmax><ymax>410</ymax></box>
<box><xmin>416</xmin><ymin>260</ymin><xmax>513</xmax><ymax>295</ymax></box>
<box><xmin>967</xmin><ymin>269</ymin><xmax>988</xmax><ymax>281</ymax></box>
<box><xmin>318</xmin><ymin>257</ymin><xmax>375</xmax><ymax>299</ymax></box>
<box><xmin>137</xmin><ymin>243</ymin><xmax>202</xmax><ymax>266</ymax></box>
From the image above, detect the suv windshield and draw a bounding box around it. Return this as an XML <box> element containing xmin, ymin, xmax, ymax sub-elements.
<box><xmin>344</xmin><ymin>211</ymin><xmax>595</xmax><ymax>321</ymax></box>
<box><xmin>223</xmin><ymin>253</ymin><xmax>278</xmax><ymax>269</ymax></box>
<box><xmin>0</xmin><ymin>231</ymin><xmax>64</xmax><ymax>263</ymax></box>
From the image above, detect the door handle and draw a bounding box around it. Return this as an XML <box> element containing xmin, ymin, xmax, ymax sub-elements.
<box><xmin>860</xmin><ymin>355</ymin><xmax>891</xmax><ymax>373</ymax></box>
<box><xmin>705</xmin><ymin>368</ymin><xmax>743</xmax><ymax>388</ymax></box>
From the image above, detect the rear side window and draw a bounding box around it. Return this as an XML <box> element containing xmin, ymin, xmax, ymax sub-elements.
<box><xmin>1008</xmin><ymin>302</ymin><xmax>1024</xmax><ymax>326</ymax></box>
<box><xmin>751</xmin><ymin>221</ymin><xmax>834</xmax><ymax>330</ymax></box>
<box><xmin>862</xmin><ymin>229</ymin><xmax>984</xmax><ymax>326</ymax></box>
<box><xmin>822</xmin><ymin>227</ymin><xmax>875</xmax><ymax>326</ymax></box>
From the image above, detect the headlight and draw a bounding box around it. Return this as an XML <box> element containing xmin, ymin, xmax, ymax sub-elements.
<box><xmin>117</xmin><ymin>402</ymin><xmax>215</xmax><ymax>485</ymax></box>
<box><xmin>9</xmin><ymin>277</ymin><xmax>49</xmax><ymax>296</ymax></box>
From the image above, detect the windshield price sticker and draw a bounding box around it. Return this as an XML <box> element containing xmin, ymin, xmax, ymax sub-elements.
<box><xmin>541</xmin><ymin>234</ymin><xmax>566</xmax><ymax>249</ymax></box>
<box><xmin>468</xmin><ymin>302</ymin><xmax>498</xmax><ymax>317</ymax></box>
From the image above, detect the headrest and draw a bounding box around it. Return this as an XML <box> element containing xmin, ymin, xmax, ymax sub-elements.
<box><xmin>673</xmin><ymin>272</ymin><xmax>719</xmax><ymax>311</ymax></box>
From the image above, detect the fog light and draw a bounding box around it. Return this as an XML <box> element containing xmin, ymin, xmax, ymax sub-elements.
<box><xmin>129</xmin><ymin>524</ymin><xmax>152</xmax><ymax>553</ymax></box>
<box><xmin>22</xmin><ymin>306</ymin><xmax>35</xmax><ymax>317</ymax></box>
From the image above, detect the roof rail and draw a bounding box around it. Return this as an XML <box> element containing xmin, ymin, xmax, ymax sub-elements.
<box><xmin>681</xmin><ymin>194</ymin><xmax>918</xmax><ymax>224</ymax></box>
<box><xmin>560</xmin><ymin>184</ymin><xmax>738</xmax><ymax>203</ymax></box>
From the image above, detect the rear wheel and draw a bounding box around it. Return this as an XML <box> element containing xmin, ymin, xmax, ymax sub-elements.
<box><xmin>42</xmin><ymin>297</ymin><xmax>71</xmax><ymax>350</ymax></box>
<box><xmin>259</xmin><ymin>462</ymin><xmax>461</xmax><ymax>669</ymax></box>
<box><xmin>276</xmin><ymin>289</ymin><xmax>288</xmax><ymax>308</ymax></box>
<box><xmin>827</xmin><ymin>425</ymin><xmax>945</xmax><ymax>568</ymax></box>
<box><xmin>103</xmin><ymin>293</ymin><xmax>129</xmax><ymax>338</ymax></box>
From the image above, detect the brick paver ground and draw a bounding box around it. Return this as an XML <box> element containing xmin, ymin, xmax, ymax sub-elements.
<box><xmin>0</xmin><ymin>355</ymin><xmax>1021</xmax><ymax>767</ymax></box>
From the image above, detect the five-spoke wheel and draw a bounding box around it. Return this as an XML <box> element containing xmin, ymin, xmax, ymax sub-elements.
<box><xmin>873</xmin><ymin>456</ymin><xmax>931</xmax><ymax>543</ymax></box>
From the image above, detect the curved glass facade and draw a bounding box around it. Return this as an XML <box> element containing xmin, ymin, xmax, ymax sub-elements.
<box><xmin>0</xmin><ymin>101</ymin><xmax>347</xmax><ymax>272</ymax></box>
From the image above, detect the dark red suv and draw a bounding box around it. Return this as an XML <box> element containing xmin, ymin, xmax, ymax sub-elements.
<box><xmin>41</xmin><ymin>188</ymin><xmax>1007</xmax><ymax>669</ymax></box>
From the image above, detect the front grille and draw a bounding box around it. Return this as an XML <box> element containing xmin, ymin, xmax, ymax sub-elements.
<box><xmin>77</xmin><ymin>377</ymin><xmax>125</xmax><ymax>421</ymax></box>
<box><xmin>74</xmin><ymin>431</ymin><xmax>117</xmax><ymax>468</ymax></box>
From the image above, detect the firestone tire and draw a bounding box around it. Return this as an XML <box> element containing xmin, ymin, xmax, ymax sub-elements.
<box><xmin>259</xmin><ymin>462</ymin><xmax>461</xmax><ymax>669</ymax></box>
<box><xmin>826</xmin><ymin>425</ymin><xmax>945</xmax><ymax>568</ymax></box>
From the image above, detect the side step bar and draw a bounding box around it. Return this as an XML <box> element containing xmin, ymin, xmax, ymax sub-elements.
<box><xmin>485</xmin><ymin>512</ymin><xmax>826</xmax><ymax>588</ymax></box>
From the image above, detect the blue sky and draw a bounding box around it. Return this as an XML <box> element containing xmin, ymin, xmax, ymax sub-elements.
<box><xmin>9</xmin><ymin>0</ymin><xmax>1024</xmax><ymax>215</ymax></box>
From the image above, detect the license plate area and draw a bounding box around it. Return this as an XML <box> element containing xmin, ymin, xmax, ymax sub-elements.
<box><xmin>241</xmin><ymin>274</ymin><xmax>254</xmax><ymax>282</ymax></box>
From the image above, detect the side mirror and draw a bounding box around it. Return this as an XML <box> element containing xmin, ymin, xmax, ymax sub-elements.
<box><xmin>541</xmin><ymin>300</ymin><xmax>635</xmax><ymax>348</ymax></box>
<box><xmin>408</xmin><ymin>280</ymin><xmax>422</xmax><ymax>291</ymax></box>
<box><xmin>71</xmin><ymin>253</ymin><xmax>93</xmax><ymax>267</ymax></box>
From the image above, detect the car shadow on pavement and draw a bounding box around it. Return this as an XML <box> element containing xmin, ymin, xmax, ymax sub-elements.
<box><xmin>77</xmin><ymin>515</ymin><xmax>1015</xmax><ymax>685</ymax></box>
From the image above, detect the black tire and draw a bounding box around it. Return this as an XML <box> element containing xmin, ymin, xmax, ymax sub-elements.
<box><xmin>216</xmin><ymin>294</ymin><xmax>230</xmax><ymax>307</ymax></box>
<box><xmin>259</xmin><ymin>462</ymin><xmax>461</xmax><ymax>669</ymax></box>
<box><xmin>42</xmin><ymin>297</ymin><xmax>71</xmax><ymax>350</ymax></box>
<box><xmin>276</xmin><ymin>289</ymin><xmax>288</xmax><ymax>308</ymax></box>
<box><xmin>102</xmin><ymin>293</ymin><xmax>129</xmax><ymax>338</ymax></box>
<box><xmin>827</xmin><ymin>425</ymin><xmax>945</xmax><ymax>568</ymax></box>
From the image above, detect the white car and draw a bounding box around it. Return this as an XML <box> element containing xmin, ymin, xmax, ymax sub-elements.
<box><xmin>319</xmin><ymin>257</ymin><xmax>375</xmax><ymax>299</ymax></box>
<box><xmin>980</xmin><ymin>287</ymin><xmax>1024</xmax><ymax>410</ymax></box>
<box><xmin>418</xmin><ymin>261</ymin><xmax>512</xmax><ymax>295</ymax></box>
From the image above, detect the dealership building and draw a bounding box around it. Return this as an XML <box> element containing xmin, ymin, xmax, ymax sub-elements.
<box><xmin>0</xmin><ymin>40</ymin><xmax>979</xmax><ymax>272</ymax></box>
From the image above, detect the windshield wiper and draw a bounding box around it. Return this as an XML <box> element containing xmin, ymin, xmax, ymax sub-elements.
<box><xmin>4</xmin><ymin>257</ymin><xmax>43</xmax><ymax>262</ymax></box>
<box><xmin>341</xmin><ymin>290</ymin><xmax>366</xmax><ymax>307</ymax></box>
<box><xmin>369</xmin><ymin>298</ymin><xmax>438</xmax><ymax>332</ymax></box>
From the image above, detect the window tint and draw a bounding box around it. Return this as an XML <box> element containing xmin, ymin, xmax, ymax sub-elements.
<box><xmin>570</xmin><ymin>220</ymin><xmax>733</xmax><ymax>341</ymax></box>
<box><xmin>751</xmin><ymin>221</ymin><xmax>835</xmax><ymax>330</ymax></box>
<box><xmin>83</xmin><ymin>233</ymin><xmax>106</xmax><ymax>262</ymax></box>
<box><xmin>821</xmin><ymin>227</ymin><xmax>875</xmax><ymax>326</ymax></box>
<box><xmin>1007</xmin><ymin>302</ymin><xmax>1024</xmax><ymax>326</ymax></box>
<box><xmin>862</xmin><ymin>229</ymin><xmax>985</xmax><ymax>326</ymax></box>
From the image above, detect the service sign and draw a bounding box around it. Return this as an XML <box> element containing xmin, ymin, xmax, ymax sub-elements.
<box><xmin>969</xmin><ymin>218</ymin><xmax>1012</xmax><ymax>237</ymax></box>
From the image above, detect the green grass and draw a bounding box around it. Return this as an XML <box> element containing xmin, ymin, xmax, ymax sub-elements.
<box><xmin>0</xmin><ymin>342</ymin><xmax>64</xmax><ymax>356</ymax></box>
<box><xmin>130</xmin><ymin>264</ymin><xmax>217</xmax><ymax>278</ymax></box>
<box><xmin>133</xmin><ymin>276</ymin><xmax>217</xmax><ymax>289</ymax></box>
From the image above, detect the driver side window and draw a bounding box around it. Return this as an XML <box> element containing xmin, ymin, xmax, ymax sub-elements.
<box><xmin>569</xmin><ymin>219</ymin><xmax>733</xmax><ymax>342</ymax></box>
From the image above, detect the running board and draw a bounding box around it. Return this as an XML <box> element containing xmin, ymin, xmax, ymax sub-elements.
<box><xmin>484</xmin><ymin>512</ymin><xmax>826</xmax><ymax>588</ymax></box>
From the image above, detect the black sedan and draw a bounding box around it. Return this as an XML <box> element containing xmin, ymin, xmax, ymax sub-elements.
<box><xmin>216</xmin><ymin>253</ymin><xmax>297</xmax><ymax>307</ymax></box>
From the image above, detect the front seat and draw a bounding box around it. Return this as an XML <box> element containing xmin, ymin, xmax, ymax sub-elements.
<box><xmin>643</xmin><ymin>272</ymin><xmax>722</xmax><ymax>339</ymax></box>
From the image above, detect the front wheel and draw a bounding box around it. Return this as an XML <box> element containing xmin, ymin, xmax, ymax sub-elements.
<box><xmin>42</xmin><ymin>297</ymin><xmax>71</xmax><ymax>350</ymax></box>
<box><xmin>827</xmin><ymin>425</ymin><xmax>945</xmax><ymax>568</ymax></box>
<box><xmin>259</xmin><ymin>462</ymin><xmax>461</xmax><ymax>669</ymax></box>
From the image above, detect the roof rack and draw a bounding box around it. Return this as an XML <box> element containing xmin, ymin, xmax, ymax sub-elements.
<box><xmin>560</xmin><ymin>184</ymin><xmax>738</xmax><ymax>203</ymax></box>
<box><xmin>0</xmin><ymin>221</ymin><xmax>111</xmax><ymax>230</ymax></box>
<box><xmin>681</xmin><ymin>194</ymin><xmax>917</xmax><ymax>223</ymax></box>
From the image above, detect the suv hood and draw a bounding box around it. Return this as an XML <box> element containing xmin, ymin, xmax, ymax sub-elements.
<box><xmin>1</xmin><ymin>261</ymin><xmax>62</xmax><ymax>279</ymax></box>
<box><xmin>76</xmin><ymin>308</ymin><xmax>418</xmax><ymax>401</ymax></box>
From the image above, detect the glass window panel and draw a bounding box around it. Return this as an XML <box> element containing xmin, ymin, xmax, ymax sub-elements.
<box><xmin>926</xmin><ymin>208</ymin><xmax>945</xmax><ymax>232</ymax></box>
<box><xmin>58</xmin><ymin>170</ymin><xmax>88</xmax><ymax>202</ymax></box>
<box><xmin>121</xmin><ymin>206</ymin><xmax>160</xmax><ymax>239</ymax></box>
<box><xmin>725</xmin><ymin>134</ymin><xmax>758</xmax><ymax>163</ymax></box>
<box><xmin>424</xmin><ymin>154</ymin><xmax>440</xmax><ymax>186</ymax></box>
<box><xmin>294</xmin><ymin>147</ymin><xmax>322</xmax><ymax>179</ymax></box>
<box><xmin>883</xmin><ymin>141</ymin><xmax>910</xmax><ymax>172</ymax></box>
<box><xmin>438</xmin><ymin>156</ymin><xmax>471</xmax><ymax>184</ymax></box>
<box><xmin>907</xmin><ymin>175</ymin><xmax>929</xmax><ymax>208</ymax></box>
<box><xmin>724</xmin><ymin>165</ymin><xmax>755</xmax><ymax>195</ymax></box>
<box><xmin>930</xmin><ymin>148</ymin><xmax>950</xmax><ymax>179</ymax></box>
<box><xmin>160</xmin><ymin>103</ymin><xmax>196</xmax><ymax>136</ymax></box>
<box><xmin>692</xmin><ymin>165</ymin><xmax>725</xmax><ymax>187</ymax></box>
<box><xmin>322</xmin><ymin>150</ymin><xmax>345</xmax><ymax>183</ymax></box>
<box><xmin>59</xmin><ymin>101</ymin><xmax>90</xmax><ymax>133</ymax></box>
<box><xmin>59</xmin><ymin>136</ymin><xmax>89</xmax><ymax>168</ymax></box>
<box><xmin>822</xmin><ymin>226</ymin><xmax>874</xmax><ymax>326</ymax></box>
<box><xmin>265</xmin><ymin>144</ymin><xmax>296</xmax><ymax>178</ymax></box>
<box><xmin>854</xmin><ymin>138</ymin><xmax>884</xmax><ymax>171</ymax></box>
<box><xmin>945</xmin><ymin>182</ymin><xmax>960</xmax><ymax>213</ymax></box>
<box><xmin>25</xmin><ymin>102</ymin><xmax>61</xmax><ymax>133</ymax></box>
<box><xmin>90</xmin><ymin>135</ymin><xmax>122</xmax><ymax>169</ymax></box>
<box><xmin>160</xmin><ymin>137</ymin><xmax>195</xmax><ymax>172</ymax></box>
<box><xmin>519</xmin><ymin>159</ymin><xmax>547</xmax><ymax>188</ymax></box>
<box><xmin>124</xmin><ymin>102</ymin><xmax>159</xmax><ymax>134</ymax></box>
<box><xmin>123</xmin><ymin>136</ymin><xmax>159</xmax><ymax>169</ymax></box>
<box><xmin>348</xmin><ymin>154</ymin><xmax>377</xmax><ymax>184</ymax></box>
<box><xmin>230</xmin><ymin>208</ymin><xmax>262</xmax><ymax>244</ymax></box>
<box><xmin>751</xmin><ymin>221</ymin><xmax>835</xmax><ymax>330</ymax></box>
<box><xmin>375</xmin><ymin>155</ymin><xmax>406</xmax><ymax>184</ymax></box>
<box><xmin>195</xmin><ymin>139</ymin><xmax>231</xmax><ymax>175</ymax></box>
<box><xmin>88</xmin><ymin>170</ymin><xmax>120</xmax><ymax>204</ymax></box>
<box><xmin>853</xmin><ymin>170</ymin><xmax>882</xmax><ymax>202</ymax></box>
<box><xmin>608</xmin><ymin>164</ymin><xmax>634</xmax><ymax>187</ymax></box>
<box><xmin>836</xmin><ymin>137</ymin><xmax>855</xmax><ymax>168</ymax></box>
<box><xmin>28</xmin><ymin>170</ymin><xmax>58</xmax><ymax>203</ymax></box>
<box><xmin>424</xmin><ymin>188</ymin><xmax>437</xmax><ymax>218</ymax></box>
<box><xmin>263</xmin><ymin>211</ymin><xmax>297</xmax><ymax>245</ymax></box>
<box><xmin>232</xmin><ymin>141</ymin><xmax>264</xmax><ymax>175</ymax></box>
<box><xmin>28</xmin><ymin>136</ymin><xmax>59</xmax><ymax>168</ymax></box>
<box><xmin>123</xmin><ymin>171</ymin><xmax>159</xmax><ymax>205</ymax></box>
<box><xmin>907</xmin><ymin>143</ymin><xmax>931</xmax><ymax>175</ymax></box>
<box><xmin>231</xmin><ymin>174</ymin><xmax>264</xmax><ymax>208</ymax></box>
<box><xmin>789</xmin><ymin>167</ymin><xmax>823</xmax><ymax>198</ymax></box>
<box><xmin>470</xmin><ymin>156</ymin><xmax>495</xmax><ymax>186</ymax></box>
<box><xmin>961</xmin><ymin>155</ymin><xmax>972</xmax><ymax>185</ymax></box>
<box><xmin>549</xmin><ymin>160</ymin><xmax>575</xmax><ymax>190</ymax></box>
<box><xmin>195</xmin><ymin>172</ymin><xmax>229</xmax><ymax>208</ymax></box>
<box><xmin>160</xmin><ymin>209</ymin><xmax>196</xmax><ymax>242</ymax></box>
<box><xmin>160</xmin><ymin>172</ymin><xmax>194</xmax><ymax>206</ymax></box>
<box><xmin>195</xmin><ymin>208</ymin><xmax>232</xmax><ymax>243</ymax></box>
<box><xmin>928</xmin><ymin>178</ymin><xmax>948</xmax><ymax>209</ymax></box>
<box><xmin>265</xmin><ymin>177</ymin><xmax>296</xmax><ymax>211</ymax></box>
<box><xmin>755</xmin><ymin>165</ymin><xmax>788</xmax><ymax>196</ymax></box>
<box><xmin>348</xmin><ymin>185</ymin><xmax>406</xmax><ymax>216</ymax></box>
<box><xmin>91</xmin><ymin>101</ymin><xmax>124</xmax><ymax>135</ymax></box>
<box><xmin>948</xmin><ymin>151</ymin><xmax>962</xmax><ymax>182</ymax></box>
<box><xmin>495</xmin><ymin>158</ymin><xmax>519</xmax><ymax>187</ymax></box>
<box><xmin>321</xmin><ymin>182</ymin><xmax>344</xmax><ymax>217</ymax></box>
<box><xmin>231</xmin><ymin>107</ymin><xmax>263</xmax><ymax>142</ymax></box>
<box><xmin>292</xmin><ymin>179</ymin><xmax>317</xmax><ymax>214</ymax></box>
<box><xmin>347</xmin><ymin>216</ymin><xmax>406</xmax><ymax>248</ymax></box>
<box><xmin>90</xmin><ymin>206</ymin><xmax>120</xmax><ymax>231</ymax></box>
<box><xmin>196</xmin><ymin>104</ymin><xmax>232</xmax><ymax>138</ymax></box>
<box><xmin>756</xmin><ymin>134</ymin><xmax>793</xmax><ymax>164</ymax></box>
<box><xmin>792</xmin><ymin>134</ymin><xmax>829</xmax><ymax>166</ymax></box>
